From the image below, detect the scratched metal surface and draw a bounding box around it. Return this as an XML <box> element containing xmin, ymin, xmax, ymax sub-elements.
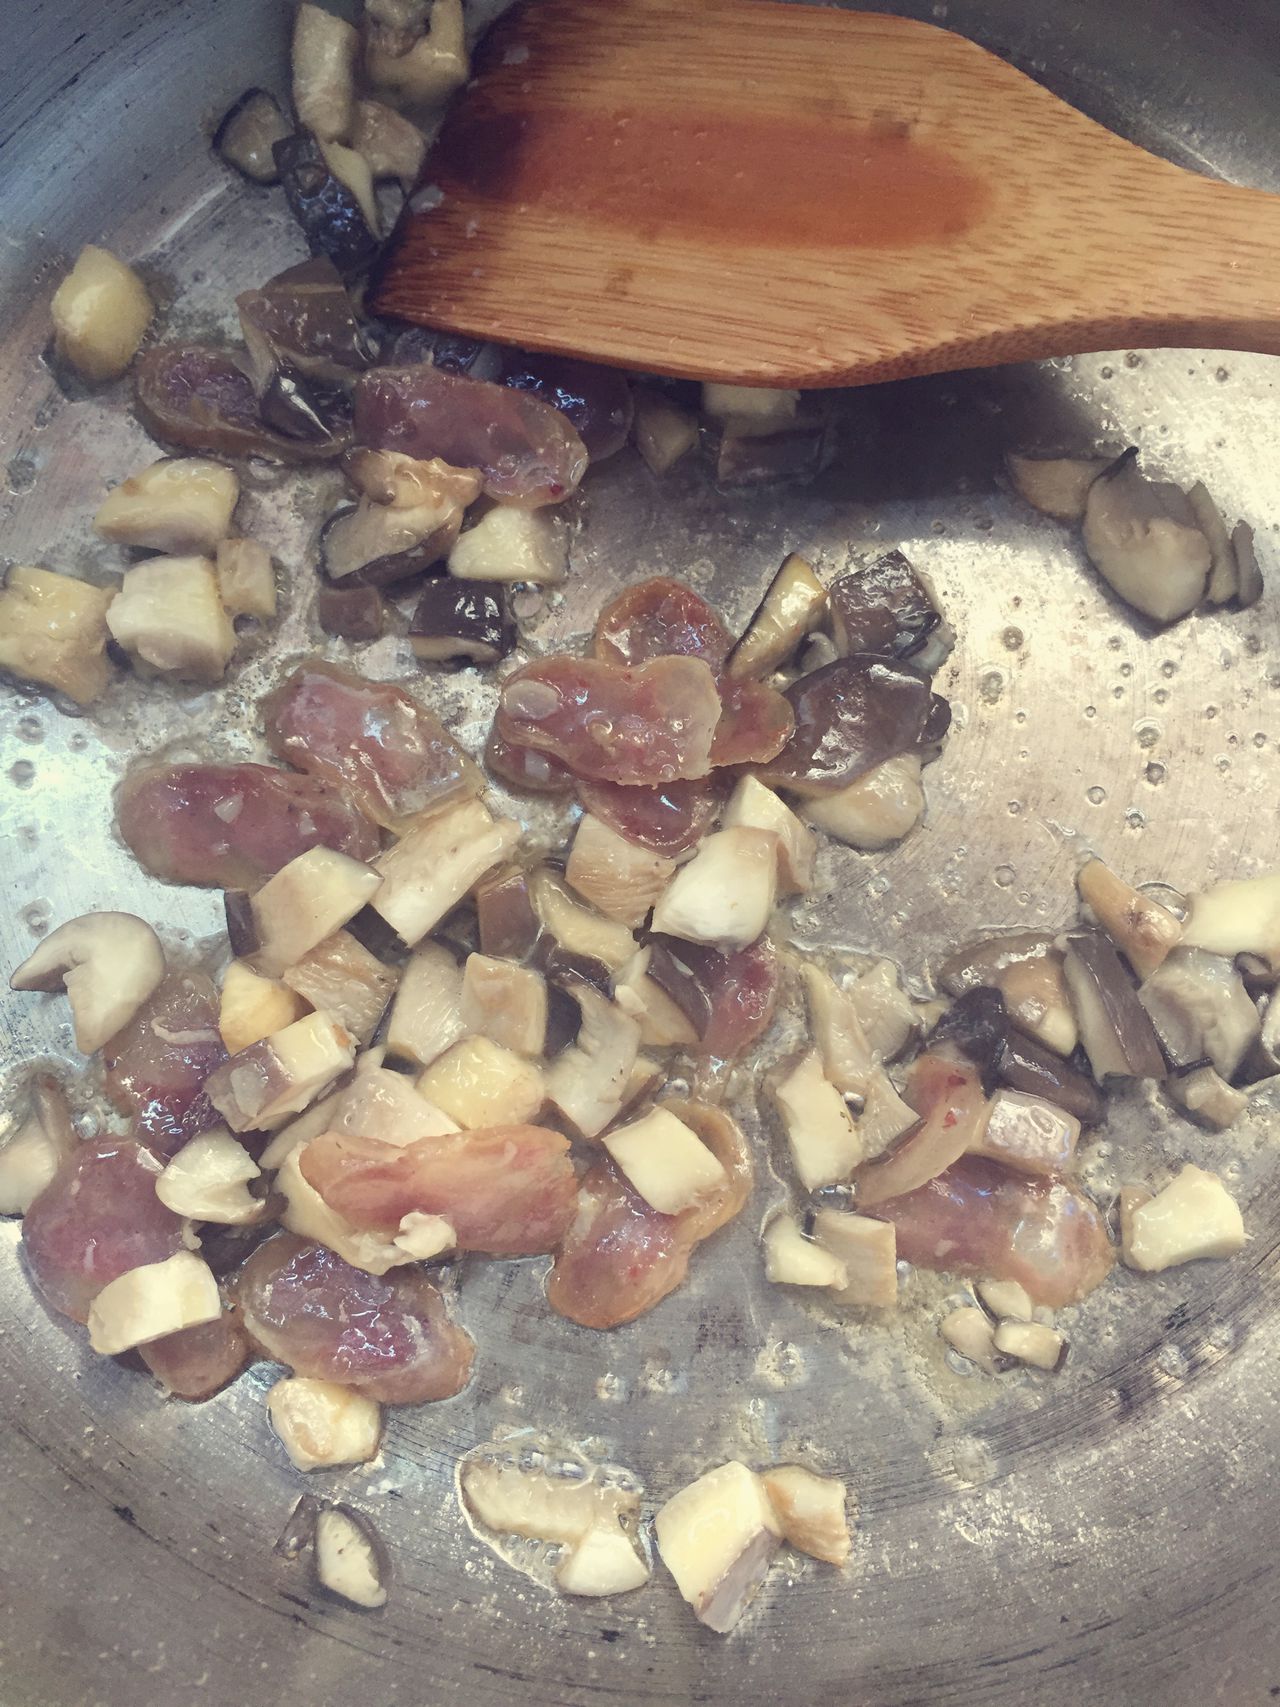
<box><xmin>1</xmin><ymin>1</ymin><xmax>1279</xmax><ymax>1703</ymax></box>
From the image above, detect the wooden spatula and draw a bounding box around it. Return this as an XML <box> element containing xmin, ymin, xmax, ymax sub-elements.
<box><xmin>371</xmin><ymin>0</ymin><xmax>1280</xmax><ymax>387</ymax></box>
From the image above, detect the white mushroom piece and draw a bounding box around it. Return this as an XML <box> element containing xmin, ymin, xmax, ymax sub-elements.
<box><xmin>769</xmin><ymin>1049</ymin><xmax>863</xmax><ymax>1191</ymax></box>
<box><xmin>87</xmin><ymin>1251</ymin><xmax>223</xmax><ymax>1355</ymax></box>
<box><xmin>156</xmin><ymin>1129</ymin><xmax>263</xmax><ymax>1225</ymax></box>
<box><xmin>365</xmin><ymin>0</ymin><xmax>470</xmax><ymax>109</ymax></box>
<box><xmin>603</xmin><ymin>1106</ymin><xmax>727</xmax><ymax>1214</ymax></box>
<box><xmin>94</xmin><ymin>457</ymin><xmax>240</xmax><ymax>556</ymax></box>
<box><xmin>219</xmin><ymin>960</ymin><xmax>308</xmax><ymax>1055</ymax></box>
<box><xmin>760</xmin><ymin>1466</ymin><xmax>851</xmax><ymax>1566</ymax></box>
<box><xmin>1120</xmin><ymin>1164</ymin><xmax>1246</xmax><ymax>1272</ymax></box>
<box><xmin>1081</xmin><ymin>448</ymin><xmax>1212</xmax><ymax>624</ymax></box>
<box><xmin>1181</xmin><ymin>867</ymin><xmax>1280</xmax><ymax>977</ymax></box>
<box><xmin>371</xmin><ymin>797</ymin><xmax>521</xmax><ymax>946</ymax></box>
<box><xmin>250</xmin><ymin>846</ymin><xmax>383</xmax><ymax>979</ymax></box>
<box><xmin>650</xmin><ymin>826</ymin><xmax>779</xmax><ymax>951</ymax></box>
<box><xmin>205</xmin><ymin>1012</ymin><xmax>356</xmax><ymax>1132</ymax></box>
<box><xmin>544</xmin><ymin>986</ymin><xmax>641</xmax><ymax>1139</ymax></box>
<box><xmin>314</xmin><ymin>1506</ymin><xmax>390</xmax><ymax>1609</ymax></box>
<box><xmin>0</xmin><ymin>565</ymin><xmax>117</xmax><ymax>706</ymax></box>
<box><xmin>725</xmin><ymin>551</ymin><xmax>826</xmax><ymax>680</ymax></box>
<box><xmin>1006</xmin><ymin>452</ymin><xmax>1109</xmax><ymax>522</ymax></box>
<box><xmin>655</xmin><ymin>1461</ymin><xmax>782</xmax><ymax>1633</ymax></box>
<box><xmin>105</xmin><ymin>555</ymin><xmax>237</xmax><ymax>684</ymax></box>
<box><xmin>448</xmin><ymin>505</ymin><xmax>569</xmax><ymax>586</ymax></box>
<box><xmin>267</xmin><ymin>1378</ymin><xmax>382</xmax><ymax>1471</ymax></box>
<box><xmin>417</xmin><ymin>1034</ymin><xmax>545</xmax><ymax>1130</ymax></box>
<box><xmin>0</xmin><ymin>1076</ymin><xmax>78</xmax><ymax>1216</ymax></box>
<box><xmin>50</xmin><ymin>244</ymin><xmax>155</xmax><ymax>382</ymax></box>
<box><xmin>565</xmin><ymin>813</ymin><xmax>676</xmax><ymax>928</ymax></box>
<box><xmin>10</xmin><ymin>912</ymin><xmax>165</xmax><ymax>1054</ymax></box>
<box><xmin>292</xmin><ymin>3</ymin><xmax>359</xmax><ymax>143</ymax></box>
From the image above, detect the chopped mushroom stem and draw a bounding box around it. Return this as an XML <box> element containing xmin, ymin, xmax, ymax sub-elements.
<box><xmin>761</xmin><ymin>1467</ymin><xmax>851</xmax><ymax>1566</ymax></box>
<box><xmin>205</xmin><ymin>1012</ymin><xmax>356</xmax><ymax>1132</ymax></box>
<box><xmin>219</xmin><ymin>960</ymin><xmax>307</xmax><ymax>1055</ymax></box>
<box><xmin>565</xmin><ymin>813</ymin><xmax>676</xmax><ymax>928</ymax></box>
<box><xmin>993</xmin><ymin>1320</ymin><xmax>1065</xmax><ymax>1370</ymax></box>
<box><xmin>156</xmin><ymin>1129</ymin><xmax>262</xmax><ymax>1224</ymax></box>
<box><xmin>215</xmin><ymin>89</ymin><xmax>290</xmax><ymax>182</ymax></box>
<box><xmin>1081</xmin><ymin>449</ymin><xmax>1212</xmax><ymax>624</ymax></box>
<box><xmin>810</xmin><ymin>1211</ymin><xmax>898</xmax><ymax>1307</ymax></box>
<box><xmin>11</xmin><ymin>911</ymin><xmax>166</xmax><ymax>1055</ymax></box>
<box><xmin>314</xmin><ymin>1506</ymin><xmax>389</xmax><ymax>1609</ymax></box>
<box><xmin>726</xmin><ymin>551</ymin><xmax>826</xmax><ymax>679</ymax></box>
<box><xmin>87</xmin><ymin>1252</ymin><xmax>223</xmax><ymax>1355</ymax></box>
<box><xmin>1006</xmin><ymin>452</ymin><xmax>1108</xmax><ymax>522</ymax></box>
<box><xmin>1181</xmin><ymin>868</ymin><xmax>1280</xmax><ymax>974</ymax></box>
<box><xmin>215</xmin><ymin>538</ymin><xmax>277</xmax><ymax>620</ymax></box>
<box><xmin>1120</xmin><ymin>1165</ymin><xmax>1245</xmax><ymax>1271</ymax></box>
<box><xmin>417</xmin><ymin>1036</ymin><xmax>545</xmax><ymax>1129</ymax></box>
<box><xmin>448</xmin><ymin>505</ymin><xmax>568</xmax><ymax>585</ymax></box>
<box><xmin>384</xmin><ymin>942</ymin><xmax>468</xmax><ymax>1069</ymax></box>
<box><xmin>94</xmin><ymin>458</ymin><xmax>240</xmax><ymax>556</ymax></box>
<box><xmin>941</xmin><ymin>1306</ymin><xmax>1004</xmax><ymax>1375</ymax></box>
<box><xmin>976</xmin><ymin>1278</ymin><xmax>1033</xmax><ymax>1322</ymax></box>
<box><xmin>251</xmin><ymin>847</ymin><xmax>383</xmax><ymax>979</ymax></box>
<box><xmin>0</xmin><ymin>1077</ymin><xmax>78</xmax><ymax>1217</ymax></box>
<box><xmin>105</xmin><ymin>556</ymin><xmax>237</xmax><ymax>683</ymax></box>
<box><xmin>764</xmin><ymin>1215</ymin><xmax>848</xmax><ymax>1288</ymax></box>
<box><xmin>655</xmin><ymin>1462</ymin><xmax>782</xmax><ymax>1634</ymax></box>
<box><xmin>459</xmin><ymin>954</ymin><xmax>548</xmax><ymax>1057</ymax></box>
<box><xmin>770</xmin><ymin>1050</ymin><xmax>863</xmax><ymax>1191</ymax></box>
<box><xmin>650</xmin><ymin>827</ymin><xmax>780</xmax><ymax>951</ymax></box>
<box><xmin>292</xmin><ymin>4</ymin><xmax>359</xmax><ymax>143</ymax></box>
<box><xmin>267</xmin><ymin>1378</ymin><xmax>381</xmax><ymax>1471</ymax></box>
<box><xmin>0</xmin><ymin>566</ymin><xmax>116</xmax><ymax>706</ymax></box>
<box><xmin>545</xmin><ymin>987</ymin><xmax>641</xmax><ymax>1139</ymax></box>
<box><xmin>460</xmin><ymin>1455</ymin><xmax>640</xmax><ymax>1547</ymax></box>
<box><xmin>603</xmin><ymin>1107</ymin><xmax>727</xmax><ymax>1214</ymax></box>
<box><xmin>366</xmin><ymin>0</ymin><xmax>468</xmax><ymax>107</ymax></box>
<box><xmin>799</xmin><ymin>754</ymin><xmax>925</xmax><ymax>850</ymax></box>
<box><xmin>1076</xmin><ymin>859</ymin><xmax>1182</xmax><ymax>979</ymax></box>
<box><xmin>51</xmin><ymin>245</ymin><xmax>155</xmax><ymax>382</ymax></box>
<box><xmin>722</xmin><ymin>776</ymin><xmax>815</xmax><ymax>896</ymax></box>
<box><xmin>371</xmin><ymin>798</ymin><xmax>521</xmax><ymax>947</ymax></box>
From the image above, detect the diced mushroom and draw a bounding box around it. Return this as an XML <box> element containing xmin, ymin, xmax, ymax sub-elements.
<box><xmin>250</xmin><ymin>847</ymin><xmax>382</xmax><ymax>979</ymax></box>
<box><xmin>448</xmin><ymin>505</ymin><xmax>569</xmax><ymax>586</ymax></box>
<box><xmin>206</xmin><ymin>1011</ymin><xmax>356</xmax><ymax>1132</ymax></box>
<box><xmin>335</xmin><ymin>1061</ymin><xmax>459</xmax><ymax>1145</ymax></box>
<box><xmin>854</xmin><ymin>1069</ymin><xmax>923</xmax><ymax>1161</ymax></box>
<box><xmin>460</xmin><ymin>1455</ymin><xmax>640</xmax><ymax>1547</ymax></box>
<box><xmin>603</xmin><ymin>1106</ymin><xmax>727</xmax><ymax>1214</ymax></box>
<box><xmin>11</xmin><ymin>911</ymin><xmax>165</xmax><ymax>1055</ymax></box>
<box><xmin>105</xmin><ymin>555</ymin><xmax>237</xmax><ymax>683</ymax></box>
<box><xmin>702</xmin><ymin>384</ymin><xmax>798</xmax><ymax>429</ymax></box>
<box><xmin>267</xmin><ymin>1377</ymin><xmax>382</xmax><ymax>1470</ymax></box>
<box><xmin>409</xmin><ymin>578</ymin><xmax>514</xmax><ymax>663</ymax></box>
<box><xmin>384</xmin><ymin>941</ymin><xmax>467</xmax><ymax>1068</ymax></box>
<box><xmin>555</xmin><ymin>1526</ymin><xmax>651</xmax><ymax>1598</ymax></box>
<box><xmin>475</xmin><ymin>866</ymin><xmax>539</xmax><ymax>961</ymax></box>
<box><xmin>0</xmin><ymin>1077</ymin><xmax>78</xmax><ymax>1217</ymax></box>
<box><xmin>650</xmin><ymin>827</ymin><xmax>779</xmax><ymax>952</ymax></box>
<box><xmin>810</xmin><ymin>1210</ymin><xmax>898</xmax><ymax>1308</ymax></box>
<box><xmin>1006</xmin><ymin>452</ymin><xmax>1109</xmax><ymax>522</ymax></box>
<box><xmin>1061</xmin><ymin>930</ymin><xmax>1167</xmax><ymax>1081</ymax></box>
<box><xmin>1185</xmin><ymin>481</ymin><xmax>1238</xmax><ymax>606</ymax></box>
<box><xmin>1233</xmin><ymin>522</ymin><xmax>1264</xmax><ymax>609</ymax></box>
<box><xmin>761</xmin><ymin>1466</ymin><xmax>851</xmax><ymax>1566</ymax></box>
<box><xmin>799</xmin><ymin>754</ymin><xmax>925</xmax><ymax>849</ymax></box>
<box><xmin>1081</xmin><ymin>448</ymin><xmax>1212</xmax><ymax>624</ymax></box>
<box><xmin>715</xmin><ymin>416</ymin><xmax>832</xmax><ymax>486</ymax></box>
<box><xmin>218</xmin><ymin>960</ymin><xmax>306</xmax><ymax>1055</ymax></box>
<box><xmin>1076</xmin><ymin>859</ymin><xmax>1182</xmax><ymax>979</ymax></box>
<box><xmin>722</xmin><ymin>776</ymin><xmax>815</xmax><ymax>896</ymax></box>
<box><xmin>1137</xmin><ymin>946</ymin><xmax>1260</xmax><ymax>1077</ymax></box>
<box><xmin>827</xmin><ymin>552</ymin><xmax>945</xmax><ymax>663</ymax></box>
<box><xmin>975</xmin><ymin>1277</ymin><xmax>1033</xmax><ymax>1322</ymax></box>
<box><xmin>281</xmin><ymin>931</ymin><xmax>398</xmax><ymax>1046</ymax></box>
<box><xmin>214</xmin><ymin>89</ymin><xmax>290</xmax><ymax>183</ymax></box>
<box><xmin>318</xmin><ymin>585</ymin><xmax>384</xmax><ymax>640</ymax></box>
<box><xmin>155</xmin><ymin>1128</ymin><xmax>262</xmax><ymax>1224</ymax></box>
<box><xmin>50</xmin><ymin>244</ymin><xmax>155</xmax><ymax>382</ymax></box>
<box><xmin>545</xmin><ymin>986</ymin><xmax>641</xmax><ymax>1139</ymax></box>
<box><xmin>764</xmin><ymin>1215</ymin><xmax>848</xmax><ymax>1288</ymax></box>
<box><xmin>257</xmin><ymin>1091</ymin><xmax>343</xmax><ymax>1171</ymax></box>
<box><xmin>940</xmin><ymin>1305</ymin><xmax>1003</xmax><ymax>1375</ymax></box>
<box><xmin>633</xmin><ymin>387</ymin><xmax>698</xmax><ymax>475</ymax></box>
<box><xmin>323</xmin><ymin>496</ymin><xmax>458</xmax><ymax>584</ymax></box>
<box><xmin>352</xmin><ymin>98</ymin><xmax>427</xmax><ymax>187</ymax></box>
<box><xmin>1166</xmin><ymin>1063</ymin><xmax>1250</xmax><ymax>1130</ymax></box>
<box><xmin>939</xmin><ymin>931</ymin><xmax>1078</xmax><ymax>1057</ymax></box>
<box><xmin>459</xmin><ymin>953</ymin><xmax>548</xmax><ymax>1056</ymax></box>
<box><xmin>1182</xmin><ymin>868</ymin><xmax>1280</xmax><ymax>975</ymax></box>
<box><xmin>293</xmin><ymin>4</ymin><xmax>359</xmax><ymax>143</ymax></box>
<box><xmin>274</xmin><ymin>132</ymin><xmax>381</xmax><ymax>278</ymax></box>
<box><xmin>726</xmin><ymin>552</ymin><xmax>826</xmax><ymax>680</ymax></box>
<box><xmin>87</xmin><ymin>1251</ymin><xmax>223</xmax><ymax>1355</ymax></box>
<box><xmin>565</xmin><ymin>814</ymin><xmax>677</xmax><ymax>929</ymax></box>
<box><xmin>94</xmin><ymin>458</ymin><xmax>239</xmax><ymax>556</ymax></box>
<box><xmin>314</xmin><ymin>1506</ymin><xmax>390</xmax><ymax>1609</ymax></box>
<box><xmin>0</xmin><ymin>565</ymin><xmax>116</xmax><ymax>705</ymax></box>
<box><xmin>416</xmin><ymin>1036</ymin><xmax>545</xmax><ymax>1129</ymax></box>
<box><xmin>613</xmin><ymin>949</ymin><xmax>700</xmax><ymax>1049</ymax></box>
<box><xmin>799</xmin><ymin>963</ymin><xmax>875</xmax><ymax>1095</ymax></box>
<box><xmin>655</xmin><ymin>1461</ymin><xmax>782</xmax><ymax>1634</ymax></box>
<box><xmin>847</xmin><ymin>961</ymin><xmax>922</xmax><ymax>1064</ymax></box>
<box><xmin>1121</xmin><ymin>1164</ymin><xmax>1246</xmax><ymax>1271</ymax></box>
<box><xmin>371</xmin><ymin>797</ymin><xmax>521</xmax><ymax>946</ymax></box>
<box><xmin>366</xmin><ymin>0</ymin><xmax>468</xmax><ymax>108</ymax></box>
<box><xmin>993</xmin><ymin>1320</ymin><xmax>1065</xmax><ymax>1371</ymax></box>
<box><xmin>769</xmin><ymin>1050</ymin><xmax>863</xmax><ymax>1191</ymax></box>
<box><xmin>215</xmin><ymin>537</ymin><xmax>277</xmax><ymax>620</ymax></box>
<box><xmin>968</xmin><ymin>1090</ymin><xmax>1080</xmax><ymax>1178</ymax></box>
<box><xmin>530</xmin><ymin>869</ymin><xmax>637</xmax><ymax>974</ymax></box>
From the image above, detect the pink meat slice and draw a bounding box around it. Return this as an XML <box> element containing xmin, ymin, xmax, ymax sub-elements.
<box><xmin>103</xmin><ymin>971</ymin><xmax>228</xmax><ymax>1157</ymax></box>
<box><xmin>117</xmin><ymin>762</ymin><xmax>379</xmax><ymax>889</ymax></box>
<box><xmin>485</xmin><ymin>728</ymin><xmax>578</xmax><ymax>794</ymax></box>
<box><xmin>140</xmin><ymin>1312</ymin><xmax>251</xmax><ymax>1401</ymax></box>
<box><xmin>701</xmin><ymin>937</ymin><xmax>780</xmax><ymax>1064</ymax></box>
<box><xmin>262</xmin><ymin>659</ymin><xmax>480</xmax><ymax>830</ymax></box>
<box><xmin>495</xmin><ymin>655</ymin><xmax>722</xmax><ymax>786</ymax></box>
<box><xmin>709</xmin><ymin>676</ymin><xmax>795</xmax><ymax>767</ymax></box>
<box><xmin>575</xmin><ymin>776</ymin><xmax>725</xmax><ymax>858</ymax></box>
<box><xmin>22</xmin><ymin>1137</ymin><xmax>187</xmax><ymax>1324</ymax></box>
<box><xmin>874</xmin><ymin>1156</ymin><xmax>1115</xmax><ymax>1307</ymax></box>
<box><xmin>300</xmin><ymin>1126</ymin><xmax>579</xmax><ymax>1257</ymax></box>
<box><xmin>234</xmin><ymin>1232</ymin><xmax>475</xmax><ymax>1404</ymax></box>
<box><xmin>592</xmin><ymin>577</ymin><xmax>732</xmax><ymax>671</ymax></box>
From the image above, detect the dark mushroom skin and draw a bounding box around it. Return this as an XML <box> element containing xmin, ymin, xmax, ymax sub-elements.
<box><xmin>828</xmin><ymin>552</ymin><xmax>943</xmax><ymax>661</ymax></box>
<box><xmin>409</xmin><ymin>578</ymin><xmax>514</xmax><ymax>663</ymax></box>
<box><xmin>642</xmin><ymin>935</ymin><xmax>720</xmax><ymax>1039</ymax></box>
<box><xmin>996</xmin><ymin>1030</ymin><xmax>1105</xmax><ymax>1125</ymax></box>
<box><xmin>317</xmin><ymin>585</ymin><xmax>385</xmax><ymax>640</ymax></box>
<box><xmin>223</xmin><ymin>891</ymin><xmax>259</xmax><ymax>959</ymax></box>
<box><xmin>1062</xmin><ymin>930</ymin><xmax>1168</xmax><ymax>1081</ymax></box>
<box><xmin>134</xmin><ymin>344</ymin><xmax>347</xmax><ymax>463</ymax></box>
<box><xmin>237</xmin><ymin>259</ymin><xmax>373</xmax><ymax>385</ymax></box>
<box><xmin>320</xmin><ymin>504</ymin><xmax>458</xmax><ymax>586</ymax></box>
<box><xmin>715</xmin><ymin>419</ymin><xmax>832</xmax><ymax>487</ymax></box>
<box><xmin>930</xmin><ymin>987</ymin><xmax>1010</xmax><ymax>1089</ymax></box>
<box><xmin>475</xmin><ymin>865</ymin><xmax>540</xmax><ymax>960</ymax></box>
<box><xmin>756</xmin><ymin>653</ymin><xmax>941</xmax><ymax>796</ymax></box>
<box><xmin>273</xmin><ymin>133</ymin><xmax>380</xmax><ymax>279</ymax></box>
<box><xmin>497</xmin><ymin>348</ymin><xmax>634</xmax><ymax>461</ymax></box>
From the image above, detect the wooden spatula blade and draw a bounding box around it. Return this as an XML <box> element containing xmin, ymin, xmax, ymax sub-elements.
<box><xmin>371</xmin><ymin>0</ymin><xmax>1280</xmax><ymax>386</ymax></box>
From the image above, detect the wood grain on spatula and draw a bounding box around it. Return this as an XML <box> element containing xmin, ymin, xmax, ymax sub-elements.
<box><xmin>370</xmin><ymin>0</ymin><xmax>1280</xmax><ymax>387</ymax></box>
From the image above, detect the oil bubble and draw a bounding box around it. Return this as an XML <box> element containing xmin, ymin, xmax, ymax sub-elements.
<box><xmin>993</xmin><ymin>865</ymin><xmax>1015</xmax><ymax>888</ymax></box>
<box><xmin>1086</xmin><ymin>785</ymin><xmax>1106</xmax><ymax>805</ymax></box>
<box><xmin>10</xmin><ymin>760</ymin><xmax>36</xmax><ymax>787</ymax></box>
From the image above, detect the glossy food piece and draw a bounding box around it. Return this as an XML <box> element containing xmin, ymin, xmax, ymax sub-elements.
<box><xmin>116</xmin><ymin>762</ymin><xmax>379</xmax><ymax>889</ymax></box>
<box><xmin>300</xmin><ymin>1125</ymin><xmax>578</xmax><ymax>1256</ymax></box>
<box><xmin>701</xmin><ymin>937</ymin><xmax>781</xmax><ymax>1064</ymax></box>
<box><xmin>274</xmin><ymin>133</ymin><xmax>380</xmax><ymax>279</ymax></box>
<box><xmin>709</xmin><ymin>676</ymin><xmax>795</xmax><ymax>767</ymax></box>
<box><xmin>757</xmin><ymin>654</ymin><xmax>942</xmax><ymax>796</ymax></box>
<box><xmin>263</xmin><ymin>660</ymin><xmax>480</xmax><ymax>829</ymax></box>
<box><xmin>103</xmin><ymin>972</ymin><xmax>228</xmax><ymax>1156</ymax></box>
<box><xmin>592</xmin><ymin>577</ymin><xmax>732</xmax><ymax>671</ymax></box>
<box><xmin>22</xmin><ymin>1137</ymin><xmax>186</xmax><ymax>1324</ymax></box>
<box><xmin>235</xmin><ymin>1232</ymin><xmax>474</xmax><ymax>1404</ymax></box>
<box><xmin>140</xmin><ymin>1312</ymin><xmax>251</xmax><ymax>1401</ymax></box>
<box><xmin>827</xmin><ymin>551</ymin><xmax>943</xmax><ymax>660</ymax></box>
<box><xmin>134</xmin><ymin>344</ymin><xmax>346</xmax><ymax>462</ymax></box>
<box><xmin>875</xmin><ymin>1156</ymin><xmax>1114</xmax><ymax>1307</ymax></box>
<box><xmin>354</xmin><ymin>366</ymin><xmax>588</xmax><ymax>506</ymax></box>
<box><xmin>498</xmin><ymin>348</ymin><xmax>634</xmax><ymax>460</ymax></box>
<box><xmin>236</xmin><ymin>258</ymin><xmax>371</xmax><ymax>384</ymax></box>
<box><xmin>576</xmin><ymin>776</ymin><xmax>724</xmax><ymax>858</ymax></box>
<box><xmin>484</xmin><ymin>728</ymin><xmax>577</xmax><ymax>795</ymax></box>
<box><xmin>495</xmin><ymin>656</ymin><xmax>722</xmax><ymax>785</ymax></box>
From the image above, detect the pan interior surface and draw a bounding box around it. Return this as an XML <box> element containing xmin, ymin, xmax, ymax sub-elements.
<box><xmin>0</xmin><ymin>3</ymin><xmax>1278</xmax><ymax>1703</ymax></box>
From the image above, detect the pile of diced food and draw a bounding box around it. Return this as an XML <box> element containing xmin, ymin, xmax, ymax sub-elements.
<box><xmin>0</xmin><ymin>0</ymin><xmax>1273</xmax><ymax>1632</ymax></box>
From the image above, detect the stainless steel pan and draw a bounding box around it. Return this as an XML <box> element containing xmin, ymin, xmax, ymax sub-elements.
<box><xmin>2</xmin><ymin>3</ymin><xmax>1279</xmax><ymax>1702</ymax></box>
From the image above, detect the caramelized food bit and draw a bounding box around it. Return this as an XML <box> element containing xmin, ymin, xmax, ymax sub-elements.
<box><xmin>496</xmin><ymin>655</ymin><xmax>722</xmax><ymax>786</ymax></box>
<box><xmin>104</xmin><ymin>971</ymin><xmax>228</xmax><ymax>1155</ymax></box>
<box><xmin>354</xmin><ymin>366</ymin><xmax>589</xmax><ymax>507</ymax></box>
<box><xmin>0</xmin><ymin>565</ymin><xmax>116</xmax><ymax>706</ymax></box>
<box><xmin>300</xmin><ymin>1125</ymin><xmax>577</xmax><ymax>1255</ymax></box>
<box><xmin>235</xmin><ymin>1231</ymin><xmax>475</xmax><ymax>1404</ymax></box>
<box><xmin>51</xmin><ymin>244</ymin><xmax>154</xmax><ymax>382</ymax></box>
<box><xmin>117</xmin><ymin>762</ymin><xmax>379</xmax><ymax>889</ymax></box>
<box><xmin>593</xmin><ymin>576</ymin><xmax>731</xmax><ymax>671</ymax></box>
<box><xmin>22</xmin><ymin>1137</ymin><xmax>186</xmax><ymax>1324</ymax></box>
<box><xmin>875</xmin><ymin>1156</ymin><xmax>1114</xmax><ymax>1307</ymax></box>
<box><xmin>264</xmin><ymin>659</ymin><xmax>481</xmax><ymax>830</ymax></box>
<box><xmin>757</xmin><ymin>654</ymin><xmax>941</xmax><ymax>796</ymax></box>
